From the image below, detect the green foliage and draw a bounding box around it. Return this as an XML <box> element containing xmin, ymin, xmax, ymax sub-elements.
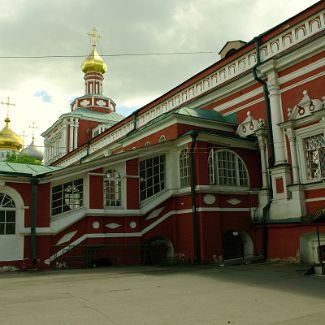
<box><xmin>6</xmin><ymin>152</ymin><xmax>42</xmax><ymax>165</ymax></box>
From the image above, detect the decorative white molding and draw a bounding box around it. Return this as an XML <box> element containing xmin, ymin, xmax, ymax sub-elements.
<box><xmin>129</xmin><ymin>221</ymin><xmax>137</xmax><ymax>229</ymax></box>
<box><xmin>288</xmin><ymin>90</ymin><xmax>324</xmax><ymax>120</ymax></box>
<box><xmin>106</xmin><ymin>222</ymin><xmax>122</xmax><ymax>229</ymax></box>
<box><xmin>236</xmin><ymin>111</ymin><xmax>264</xmax><ymax>137</ymax></box>
<box><xmin>56</xmin><ymin>230</ymin><xmax>78</xmax><ymax>245</ymax></box>
<box><xmin>80</xmin><ymin>99</ymin><xmax>90</xmax><ymax>107</ymax></box>
<box><xmin>92</xmin><ymin>221</ymin><xmax>100</xmax><ymax>229</ymax></box>
<box><xmin>145</xmin><ymin>207</ymin><xmax>164</xmax><ymax>220</ymax></box>
<box><xmin>97</xmin><ymin>99</ymin><xmax>106</xmax><ymax>107</ymax></box>
<box><xmin>203</xmin><ymin>194</ymin><xmax>216</xmax><ymax>205</ymax></box>
<box><xmin>226</xmin><ymin>198</ymin><xmax>242</xmax><ymax>206</ymax></box>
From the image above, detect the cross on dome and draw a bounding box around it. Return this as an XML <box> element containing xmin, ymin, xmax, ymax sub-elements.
<box><xmin>1</xmin><ymin>97</ymin><xmax>15</xmax><ymax>118</ymax></box>
<box><xmin>87</xmin><ymin>27</ymin><xmax>101</xmax><ymax>47</ymax></box>
<box><xmin>29</xmin><ymin>122</ymin><xmax>38</xmax><ymax>141</ymax></box>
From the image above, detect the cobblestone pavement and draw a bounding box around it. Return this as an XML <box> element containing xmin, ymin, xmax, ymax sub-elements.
<box><xmin>0</xmin><ymin>263</ymin><xmax>324</xmax><ymax>325</ymax></box>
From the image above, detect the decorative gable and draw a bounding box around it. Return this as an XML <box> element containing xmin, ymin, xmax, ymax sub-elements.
<box><xmin>287</xmin><ymin>90</ymin><xmax>324</xmax><ymax>120</ymax></box>
<box><xmin>236</xmin><ymin>111</ymin><xmax>264</xmax><ymax>137</ymax></box>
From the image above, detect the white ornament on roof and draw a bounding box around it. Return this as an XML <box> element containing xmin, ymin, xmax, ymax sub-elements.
<box><xmin>96</xmin><ymin>99</ymin><xmax>106</xmax><ymax>107</ymax></box>
<box><xmin>287</xmin><ymin>90</ymin><xmax>323</xmax><ymax>120</ymax></box>
<box><xmin>80</xmin><ymin>99</ymin><xmax>90</xmax><ymax>107</ymax></box>
<box><xmin>236</xmin><ymin>111</ymin><xmax>264</xmax><ymax>137</ymax></box>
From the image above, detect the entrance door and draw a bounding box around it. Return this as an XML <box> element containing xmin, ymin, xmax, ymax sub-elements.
<box><xmin>223</xmin><ymin>231</ymin><xmax>244</xmax><ymax>260</ymax></box>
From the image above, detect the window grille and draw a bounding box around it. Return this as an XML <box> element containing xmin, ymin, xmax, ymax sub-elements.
<box><xmin>0</xmin><ymin>193</ymin><xmax>16</xmax><ymax>235</ymax></box>
<box><xmin>140</xmin><ymin>155</ymin><xmax>166</xmax><ymax>201</ymax></box>
<box><xmin>104</xmin><ymin>169</ymin><xmax>121</xmax><ymax>206</ymax></box>
<box><xmin>52</xmin><ymin>179</ymin><xmax>83</xmax><ymax>216</ymax></box>
<box><xmin>179</xmin><ymin>149</ymin><xmax>190</xmax><ymax>187</ymax></box>
<box><xmin>208</xmin><ymin>149</ymin><xmax>248</xmax><ymax>186</ymax></box>
<box><xmin>304</xmin><ymin>134</ymin><xmax>325</xmax><ymax>180</ymax></box>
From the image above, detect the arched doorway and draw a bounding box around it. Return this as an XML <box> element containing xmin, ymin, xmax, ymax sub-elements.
<box><xmin>142</xmin><ymin>237</ymin><xmax>174</xmax><ymax>265</ymax></box>
<box><xmin>222</xmin><ymin>230</ymin><xmax>244</xmax><ymax>261</ymax></box>
<box><xmin>0</xmin><ymin>189</ymin><xmax>24</xmax><ymax>262</ymax></box>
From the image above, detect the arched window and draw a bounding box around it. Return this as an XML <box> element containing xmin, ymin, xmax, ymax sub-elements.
<box><xmin>208</xmin><ymin>149</ymin><xmax>248</xmax><ymax>186</ymax></box>
<box><xmin>104</xmin><ymin>169</ymin><xmax>121</xmax><ymax>206</ymax></box>
<box><xmin>179</xmin><ymin>149</ymin><xmax>190</xmax><ymax>187</ymax></box>
<box><xmin>0</xmin><ymin>193</ymin><xmax>16</xmax><ymax>235</ymax></box>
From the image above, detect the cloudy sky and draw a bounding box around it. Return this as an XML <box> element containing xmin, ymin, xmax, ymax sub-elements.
<box><xmin>0</xmin><ymin>0</ymin><xmax>319</xmax><ymax>148</ymax></box>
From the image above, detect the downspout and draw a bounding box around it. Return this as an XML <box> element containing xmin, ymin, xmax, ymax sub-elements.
<box><xmin>252</xmin><ymin>35</ymin><xmax>274</xmax><ymax>260</ymax></box>
<box><xmin>189</xmin><ymin>130</ymin><xmax>200</xmax><ymax>264</ymax></box>
<box><xmin>31</xmin><ymin>176</ymin><xmax>39</xmax><ymax>265</ymax></box>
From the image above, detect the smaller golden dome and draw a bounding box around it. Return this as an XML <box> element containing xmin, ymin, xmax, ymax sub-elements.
<box><xmin>0</xmin><ymin>117</ymin><xmax>23</xmax><ymax>150</ymax></box>
<box><xmin>81</xmin><ymin>45</ymin><xmax>107</xmax><ymax>74</ymax></box>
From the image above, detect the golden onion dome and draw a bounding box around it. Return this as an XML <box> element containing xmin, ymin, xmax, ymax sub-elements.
<box><xmin>81</xmin><ymin>45</ymin><xmax>107</xmax><ymax>74</ymax></box>
<box><xmin>0</xmin><ymin>117</ymin><xmax>23</xmax><ymax>150</ymax></box>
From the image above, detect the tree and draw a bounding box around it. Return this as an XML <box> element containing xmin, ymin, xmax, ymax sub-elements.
<box><xmin>6</xmin><ymin>152</ymin><xmax>42</xmax><ymax>165</ymax></box>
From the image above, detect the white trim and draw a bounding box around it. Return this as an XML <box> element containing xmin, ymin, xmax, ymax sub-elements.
<box><xmin>305</xmin><ymin>197</ymin><xmax>325</xmax><ymax>203</ymax></box>
<box><xmin>49</xmin><ymin>205</ymin><xmax>255</xmax><ymax>262</ymax></box>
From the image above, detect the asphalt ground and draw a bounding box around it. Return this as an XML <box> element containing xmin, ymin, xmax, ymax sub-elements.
<box><xmin>0</xmin><ymin>263</ymin><xmax>324</xmax><ymax>325</ymax></box>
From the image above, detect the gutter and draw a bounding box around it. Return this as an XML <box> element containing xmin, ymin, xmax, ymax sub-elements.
<box><xmin>252</xmin><ymin>35</ymin><xmax>274</xmax><ymax>260</ymax></box>
<box><xmin>189</xmin><ymin>130</ymin><xmax>200</xmax><ymax>264</ymax></box>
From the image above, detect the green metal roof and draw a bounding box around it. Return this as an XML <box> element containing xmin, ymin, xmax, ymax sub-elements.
<box><xmin>176</xmin><ymin>107</ymin><xmax>236</xmax><ymax>124</ymax></box>
<box><xmin>69</xmin><ymin>108</ymin><xmax>125</xmax><ymax>122</ymax></box>
<box><xmin>0</xmin><ymin>162</ymin><xmax>62</xmax><ymax>176</ymax></box>
<box><xmin>144</xmin><ymin>106</ymin><xmax>236</xmax><ymax>129</ymax></box>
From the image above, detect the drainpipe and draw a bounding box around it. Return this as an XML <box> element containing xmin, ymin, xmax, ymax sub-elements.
<box><xmin>252</xmin><ymin>35</ymin><xmax>274</xmax><ymax>260</ymax></box>
<box><xmin>189</xmin><ymin>130</ymin><xmax>200</xmax><ymax>264</ymax></box>
<box><xmin>31</xmin><ymin>177</ymin><xmax>39</xmax><ymax>265</ymax></box>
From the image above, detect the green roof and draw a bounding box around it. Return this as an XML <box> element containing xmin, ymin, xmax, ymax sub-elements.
<box><xmin>0</xmin><ymin>162</ymin><xmax>62</xmax><ymax>176</ymax></box>
<box><xmin>144</xmin><ymin>106</ymin><xmax>236</xmax><ymax>129</ymax></box>
<box><xmin>176</xmin><ymin>107</ymin><xmax>236</xmax><ymax>124</ymax></box>
<box><xmin>69</xmin><ymin>108</ymin><xmax>125</xmax><ymax>122</ymax></box>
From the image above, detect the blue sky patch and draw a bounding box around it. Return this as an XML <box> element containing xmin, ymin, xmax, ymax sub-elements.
<box><xmin>34</xmin><ymin>90</ymin><xmax>52</xmax><ymax>103</ymax></box>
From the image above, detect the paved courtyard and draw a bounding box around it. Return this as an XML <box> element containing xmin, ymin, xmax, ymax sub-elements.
<box><xmin>0</xmin><ymin>263</ymin><xmax>324</xmax><ymax>325</ymax></box>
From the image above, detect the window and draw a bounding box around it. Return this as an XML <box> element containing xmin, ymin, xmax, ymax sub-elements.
<box><xmin>0</xmin><ymin>193</ymin><xmax>16</xmax><ymax>235</ymax></box>
<box><xmin>208</xmin><ymin>149</ymin><xmax>248</xmax><ymax>186</ymax></box>
<box><xmin>140</xmin><ymin>155</ymin><xmax>166</xmax><ymax>201</ymax></box>
<box><xmin>52</xmin><ymin>179</ymin><xmax>83</xmax><ymax>216</ymax></box>
<box><xmin>304</xmin><ymin>134</ymin><xmax>325</xmax><ymax>180</ymax></box>
<box><xmin>104</xmin><ymin>169</ymin><xmax>121</xmax><ymax>206</ymax></box>
<box><xmin>179</xmin><ymin>149</ymin><xmax>190</xmax><ymax>187</ymax></box>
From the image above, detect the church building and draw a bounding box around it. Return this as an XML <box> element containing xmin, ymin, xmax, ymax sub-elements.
<box><xmin>0</xmin><ymin>2</ymin><xmax>324</xmax><ymax>270</ymax></box>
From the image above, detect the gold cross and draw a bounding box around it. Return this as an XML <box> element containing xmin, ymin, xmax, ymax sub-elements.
<box><xmin>1</xmin><ymin>97</ymin><xmax>15</xmax><ymax>117</ymax></box>
<box><xmin>29</xmin><ymin>122</ymin><xmax>38</xmax><ymax>140</ymax></box>
<box><xmin>87</xmin><ymin>27</ymin><xmax>101</xmax><ymax>47</ymax></box>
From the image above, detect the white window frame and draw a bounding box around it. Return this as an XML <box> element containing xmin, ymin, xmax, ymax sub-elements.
<box><xmin>104</xmin><ymin>169</ymin><xmax>122</xmax><ymax>207</ymax></box>
<box><xmin>140</xmin><ymin>154</ymin><xmax>166</xmax><ymax>201</ymax></box>
<box><xmin>296</xmin><ymin>124</ymin><xmax>325</xmax><ymax>184</ymax></box>
<box><xmin>179</xmin><ymin>149</ymin><xmax>190</xmax><ymax>188</ymax></box>
<box><xmin>0</xmin><ymin>193</ymin><xmax>16</xmax><ymax>235</ymax></box>
<box><xmin>51</xmin><ymin>178</ymin><xmax>84</xmax><ymax>216</ymax></box>
<box><xmin>208</xmin><ymin>149</ymin><xmax>249</xmax><ymax>187</ymax></box>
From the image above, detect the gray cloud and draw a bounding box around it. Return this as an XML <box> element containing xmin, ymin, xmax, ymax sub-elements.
<box><xmin>0</xmin><ymin>0</ymin><xmax>319</xmax><ymax>138</ymax></box>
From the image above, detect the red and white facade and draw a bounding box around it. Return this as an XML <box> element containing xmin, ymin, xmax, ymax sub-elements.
<box><xmin>1</xmin><ymin>2</ymin><xmax>324</xmax><ymax>269</ymax></box>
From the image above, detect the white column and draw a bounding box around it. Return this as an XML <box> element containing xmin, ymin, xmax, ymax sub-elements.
<box><xmin>73</xmin><ymin>118</ymin><xmax>79</xmax><ymax>149</ymax></box>
<box><xmin>44</xmin><ymin>139</ymin><xmax>48</xmax><ymax>163</ymax></box>
<box><xmin>256</xmin><ymin>129</ymin><xmax>269</xmax><ymax>188</ymax></box>
<box><xmin>69</xmin><ymin>117</ymin><xmax>74</xmax><ymax>152</ymax></box>
<box><xmin>286</xmin><ymin>128</ymin><xmax>300</xmax><ymax>184</ymax></box>
<box><xmin>62</xmin><ymin>119</ymin><xmax>68</xmax><ymax>155</ymax></box>
<box><xmin>267</xmin><ymin>70</ymin><xmax>287</xmax><ymax>164</ymax></box>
